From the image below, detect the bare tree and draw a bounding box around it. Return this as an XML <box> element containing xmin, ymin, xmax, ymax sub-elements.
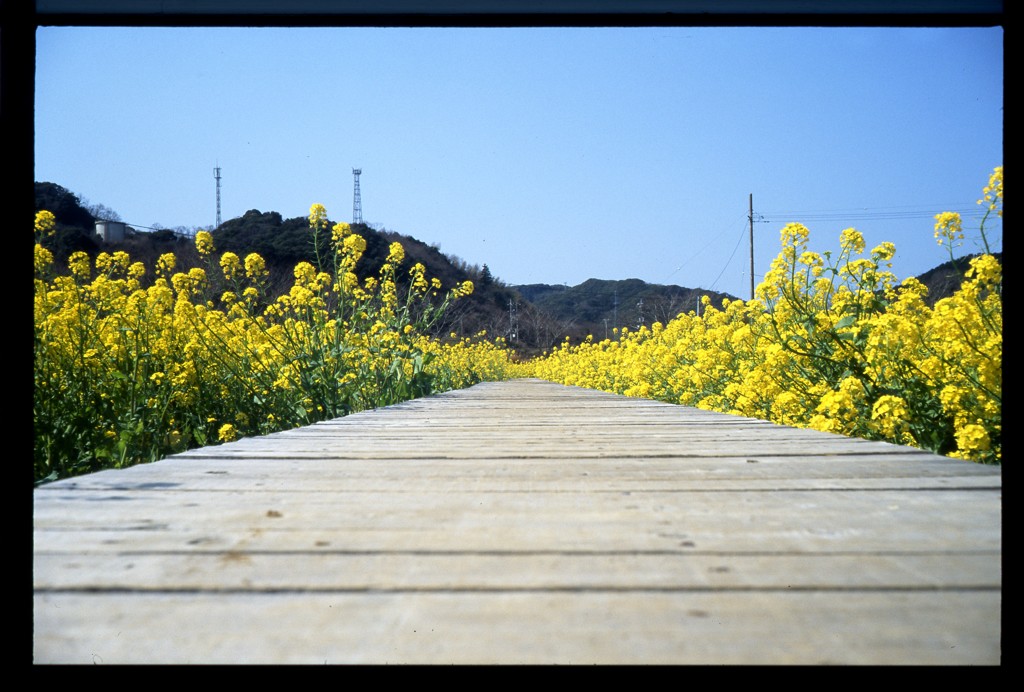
<box><xmin>81</xmin><ymin>198</ymin><xmax>123</xmax><ymax>222</ymax></box>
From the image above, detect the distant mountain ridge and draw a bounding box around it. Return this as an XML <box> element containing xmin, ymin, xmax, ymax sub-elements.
<box><xmin>511</xmin><ymin>278</ymin><xmax>736</xmax><ymax>343</ymax></box>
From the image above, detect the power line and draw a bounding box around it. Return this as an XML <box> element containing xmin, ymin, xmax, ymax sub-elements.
<box><xmin>758</xmin><ymin>204</ymin><xmax>987</xmax><ymax>224</ymax></box>
<box><xmin>705</xmin><ymin>217</ymin><xmax>749</xmax><ymax>294</ymax></box>
<box><xmin>114</xmin><ymin>221</ymin><xmax>198</xmax><ymax>237</ymax></box>
<box><xmin>663</xmin><ymin>213</ymin><xmax>748</xmax><ymax>283</ymax></box>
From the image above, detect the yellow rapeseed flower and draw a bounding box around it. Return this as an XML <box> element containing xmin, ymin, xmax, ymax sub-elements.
<box><xmin>34</xmin><ymin>244</ymin><xmax>54</xmax><ymax>274</ymax></box>
<box><xmin>195</xmin><ymin>231</ymin><xmax>215</xmax><ymax>257</ymax></box>
<box><xmin>220</xmin><ymin>252</ymin><xmax>242</xmax><ymax>282</ymax></box>
<box><xmin>244</xmin><ymin>253</ymin><xmax>268</xmax><ymax>282</ymax></box>
<box><xmin>332</xmin><ymin>222</ymin><xmax>351</xmax><ymax>244</ymax></box>
<box><xmin>953</xmin><ymin>423</ymin><xmax>991</xmax><ymax>457</ymax></box>
<box><xmin>68</xmin><ymin>251</ymin><xmax>91</xmax><ymax>281</ymax></box>
<box><xmin>871</xmin><ymin>242</ymin><xmax>896</xmax><ymax>263</ymax></box>
<box><xmin>35</xmin><ymin>210</ymin><xmax>56</xmax><ymax>237</ymax></box>
<box><xmin>217</xmin><ymin>423</ymin><xmax>238</xmax><ymax>443</ymax></box>
<box><xmin>933</xmin><ymin>211</ymin><xmax>963</xmax><ymax>248</ymax></box>
<box><xmin>978</xmin><ymin>166</ymin><xmax>1003</xmax><ymax>216</ymax></box>
<box><xmin>309</xmin><ymin>203</ymin><xmax>328</xmax><ymax>232</ymax></box>
<box><xmin>839</xmin><ymin>228</ymin><xmax>865</xmax><ymax>255</ymax></box>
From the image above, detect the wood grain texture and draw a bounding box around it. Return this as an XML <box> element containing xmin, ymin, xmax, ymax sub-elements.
<box><xmin>33</xmin><ymin>379</ymin><xmax>1001</xmax><ymax>665</ymax></box>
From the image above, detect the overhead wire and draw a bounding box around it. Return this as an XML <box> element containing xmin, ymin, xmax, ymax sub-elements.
<box><xmin>662</xmin><ymin>215</ymin><xmax>751</xmax><ymax>294</ymax></box>
<box><xmin>662</xmin><ymin>213</ymin><xmax>748</xmax><ymax>283</ymax></box>
<box><xmin>705</xmin><ymin>216</ymin><xmax>750</xmax><ymax>293</ymax></box>
<box><xmin>757</xmin><ymin>204</ymin><xmax>987</xmax><ymax>224</ymax></box>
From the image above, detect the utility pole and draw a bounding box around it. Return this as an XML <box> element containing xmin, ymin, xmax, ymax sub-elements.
<box><xmin>613</xmin><ymin>290</ymin><xmax>618</xmax><ymax>339</ymax></box>
<box><xmin>749</xmin><ymin>193</ymin><xmax>755</xmax><ymax>301</ymax></box>
<box><xmin>508</xmin><ymin>298</ymin><xmax>517</xmax><ymax>343</ymax></box>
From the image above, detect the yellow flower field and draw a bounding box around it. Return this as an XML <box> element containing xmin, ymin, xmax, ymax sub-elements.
<box><xmin>521</xmin><ymin>167</ymin><xmax>1002</xmax><ymax>465</ymax></box>
<box><xmin>34</xmin><ymin>167</ymin><xmax>1001</xmax><ymax>484</ymax></box>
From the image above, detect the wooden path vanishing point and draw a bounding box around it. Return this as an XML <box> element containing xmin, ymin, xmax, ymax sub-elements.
<box><xmin>33</xmin><ymin>378</ymin><xmax>1002</xmax><ymax>665</ymax></box>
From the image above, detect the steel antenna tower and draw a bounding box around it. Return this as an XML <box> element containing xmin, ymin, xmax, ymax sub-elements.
<box><xmin>213</xmin><ymin>164</ymin><xmax>222</xmax><ymax>229</ymax></box>
<box><xmin>352</xmin><ymin>168</ymin><xmax>363</xmax><ymax>225</ymax></box>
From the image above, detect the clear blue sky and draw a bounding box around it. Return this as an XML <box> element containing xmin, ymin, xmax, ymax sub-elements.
<box><xmin>34</xmin><ymin>25</ymin><xmax>1002</xmax><ymax>300</ymax></box>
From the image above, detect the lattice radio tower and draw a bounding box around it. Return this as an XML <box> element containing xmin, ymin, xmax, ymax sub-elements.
<box><xmin>213</xmin><ymin>164</ymin><xmax>222</xmax><ymax>229</ymax></box>
<box><xmin>352</xmin><ymin>168</ymin><xmax>363</xmax><ymax>225</ymax></box>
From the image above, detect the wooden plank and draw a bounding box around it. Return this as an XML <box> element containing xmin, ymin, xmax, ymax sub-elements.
<box><xmin>39</xmin><ymin>453</ymin><xmax>999</xmax><ymax>489</ymax></box>
<box><xmin>34</xmin><ymin>489</ymin><xmax>1001</xmax><ymax>552</ymax></box>
<box><xmin>34</xmin><ymin>552</ymin><xmax>1000</xmax><ymax>591</ymax></box>
<box><xmin>33</xmin><ymin>378</ymin><xmax>1001</xmax><ymax>665</ymax></box>
<box><xmin>34</xmin><ymin>592</ymin><xmax>1000</xmax><ymax>665</ymax></box>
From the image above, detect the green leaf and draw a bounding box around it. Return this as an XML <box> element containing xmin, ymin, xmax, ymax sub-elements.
<box><xmin>835</xmin><ymin>315</ymin><xmax>857</xmax><ymax>330</ymax></box>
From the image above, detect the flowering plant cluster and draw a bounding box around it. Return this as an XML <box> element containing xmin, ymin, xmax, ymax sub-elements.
<box><xmin>34</xmin><ymin>203</ymin><xmax>517</xmax><ymax>483</ymax></box>
<box><xmin>523</xmin><ymin>167</ymin><xmax>1002</xmax><ymax>464</ymax></box>
<box><xmin>34</xmin><ymin>168</ymin><xmax>1002</xmax><ymax>483</ymax></box>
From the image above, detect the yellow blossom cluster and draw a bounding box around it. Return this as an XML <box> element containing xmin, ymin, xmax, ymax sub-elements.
<box><xmin>520</xmin><ymin>167</ymin><xmax>1001</xmax><ymax>464</ymax></box>
<box><xmin>33</xmin><ymin>202</ymin><xmax>518</xmax><ymax>483</ymax></box>
<box><xmin>34</xmin><ymin>169</ymin><xmax>1002</xmax><ymax>482</ymax></box>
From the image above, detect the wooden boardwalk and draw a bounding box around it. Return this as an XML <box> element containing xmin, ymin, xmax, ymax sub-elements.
<box><xmin>33</xmin><ymin>379</ymin><xmax>1001</xmax><ymax>665</ymax></box>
